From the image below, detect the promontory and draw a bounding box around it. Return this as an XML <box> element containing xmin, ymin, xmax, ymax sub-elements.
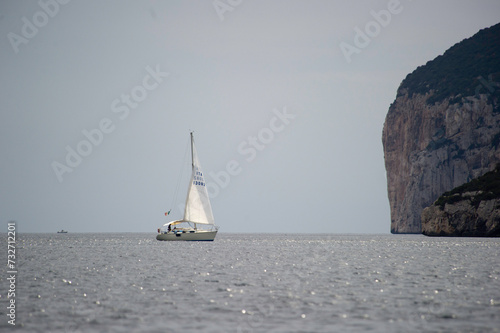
<box><xmin>382</xmin><ymin>23</ymin><xmax>500</xmax><ymax>235</ymax></box>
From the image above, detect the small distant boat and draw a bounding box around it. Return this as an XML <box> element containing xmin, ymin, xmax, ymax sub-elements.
<box><xmin>157</xmin><ymin>132</ymin><xmax>219</xmax><ymax>241</ymax></box>
<box><xmin>57</xmin><ymin>230</ymin><xmax>68</xmax><ymax>233</ymax></box>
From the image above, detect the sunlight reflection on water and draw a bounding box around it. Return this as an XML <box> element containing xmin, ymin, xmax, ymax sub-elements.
<box><xmin>1</xmin><ymin>233</ymin><xmax>499</xmax><ymax>332</ymax></box>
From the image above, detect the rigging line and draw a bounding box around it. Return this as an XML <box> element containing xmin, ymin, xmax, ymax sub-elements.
<box><xmin>170</xmin><ymin>135</ymin><xmax>191</xmax><ymax>216</ymax></box>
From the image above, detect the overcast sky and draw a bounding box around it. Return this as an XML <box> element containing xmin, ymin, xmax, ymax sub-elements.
<box><xmin>1</xmin><ymin>0</ymin><xmax>499</xmax><ymax>234</ymax></box>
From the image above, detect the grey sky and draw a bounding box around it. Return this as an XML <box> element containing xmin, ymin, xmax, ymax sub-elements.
<box><xmin>1</xmin><ymin>0</ymin><xmax>499</xmax><ymax>233</ymax></box>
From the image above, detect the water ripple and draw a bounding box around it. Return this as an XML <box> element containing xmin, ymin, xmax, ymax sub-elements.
<box><xmin>0</xmin><ymin>233</ymin><xmax>499</xmax><ymax>332</ymax></box>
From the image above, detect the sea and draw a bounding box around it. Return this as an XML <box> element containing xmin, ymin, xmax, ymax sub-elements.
<box><xmin>1</xmin><ymin>233</ymin><xmax>499</xmax><ymax>333</ymax></box>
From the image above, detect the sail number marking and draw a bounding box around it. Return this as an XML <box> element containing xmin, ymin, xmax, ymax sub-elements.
<box><xmin>193</xmin><ymin>167</ymin><xmax>206</xmax><ymax>186</ymax></box>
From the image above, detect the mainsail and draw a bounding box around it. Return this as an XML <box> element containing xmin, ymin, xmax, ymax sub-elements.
<box><xmin>183</xmin><ymin>133</ymin><xmax>214</xmax><ymax>225</ymax></box>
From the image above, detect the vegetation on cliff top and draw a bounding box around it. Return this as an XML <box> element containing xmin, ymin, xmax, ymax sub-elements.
<box><xmin>399</xmin><ymin>22</ymin><xmax>500</xmax><ymax>105</ymax></box>
<box><xmin>434</xmin><ymin>164</ymin><xmax>500</xmax><ymax>208</ymax></box>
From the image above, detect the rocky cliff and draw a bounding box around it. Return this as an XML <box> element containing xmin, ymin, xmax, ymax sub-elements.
<box><xmin>421</xmin><ymin>165</ymin><xmax>500</xmax><ymax>236</ymax></box>
<box><xmin>382</xmin><ymin>23</ymin><xmax>500</xmax><ymax>234</ymax></box>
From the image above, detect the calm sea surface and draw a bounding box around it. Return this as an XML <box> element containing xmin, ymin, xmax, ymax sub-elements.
<box><xmin>1</xmin><ymin>233</ymin><xmax>499</xmax><ymax>332</ymax></box>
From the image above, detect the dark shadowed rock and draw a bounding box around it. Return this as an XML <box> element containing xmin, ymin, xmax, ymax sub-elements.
<box><xmin>421</xmin><ymin>165</ymin><xmax>500</xmax><ymax>237</ymax></box>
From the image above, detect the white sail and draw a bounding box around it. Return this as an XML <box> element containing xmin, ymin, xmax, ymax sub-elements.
<box><xmin>183</xmin><ymin>136</ymin><xmax>215</xmax><ymax>225</ymax></box>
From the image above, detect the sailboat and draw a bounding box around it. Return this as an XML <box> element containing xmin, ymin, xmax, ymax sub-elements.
<box><xmin>156</xmin><ymin>132</ymin><xmax>219</xmax><ymax>241</ymax></box>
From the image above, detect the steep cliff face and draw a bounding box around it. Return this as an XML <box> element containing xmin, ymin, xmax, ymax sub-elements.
<box><xmin>421</xmin><ymin>165</ymin><xmax>500</xmax><ymax>236</ymax></box>
<box><xmin>382</xmin><ymin>23</ymin><xmax>500</xmax><ymax>234</ymax></box>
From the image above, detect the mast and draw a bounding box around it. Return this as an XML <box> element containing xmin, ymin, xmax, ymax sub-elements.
<box><xmin>190</xmin><ymin>131</ymin><xmax>194</xmax><ymax>169</ymax></box>
<box><xmin>190</xmin><ymin>131</ymin><xmax>197</xmax><ymax>231</ymax></box>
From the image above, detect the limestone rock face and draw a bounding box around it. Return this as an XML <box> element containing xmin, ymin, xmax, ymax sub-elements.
<box><xmin>382</xmin><ymin>23</ymin><xmax>500</xmax><ymax>233</ymax></box>
<box><xmin>421</xmin><ymin>197</ymin><xmax>500</xmax><ymax>237</ymax></box>
<box><xmin>383</xmin><ymin>93</ymin><xmax>500</xmax><ymax>233</ymax></box>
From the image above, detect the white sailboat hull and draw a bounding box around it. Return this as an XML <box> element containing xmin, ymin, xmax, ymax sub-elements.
<box><xmin>156</xmin><ymin>230</ymin><xmax>217</xmax><ymax>241</ymax></box>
